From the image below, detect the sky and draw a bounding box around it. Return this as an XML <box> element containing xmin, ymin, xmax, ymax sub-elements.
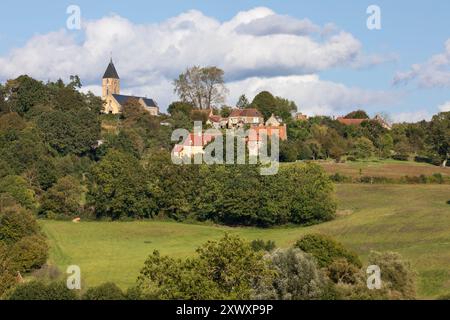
<box><xmin>0</xmin><ymin>0</ymin><xmax>450</xmax><ymax>121</ymax></box>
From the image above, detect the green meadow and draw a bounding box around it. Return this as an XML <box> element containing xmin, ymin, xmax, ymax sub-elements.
<box><xmin>41</xmin><ymin>183</ymin><xmax>450</xmax><ymax>299</ymax></box>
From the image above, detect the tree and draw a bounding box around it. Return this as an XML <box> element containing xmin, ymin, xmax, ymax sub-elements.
<box><xmin>428</xmin><ymin>112</ymin><xmax>449</xmax><ymax>167</ymax></box>
<box><xmin>255</xmin><ymin>248</ymin><xmax>328</xmax><ymax>300</ymax></box>
<box><xmin>88</xmin><ymin>150</ymin><xmax>157</xmax><ymax>219</ymax></box>
<box><xmin>173</xmin><ymin>66</ymin><xmax>228</xmax><ymax>109</ymax></box>
<box><xmin>274</xmin><ymin>97</ymin><xmax>297</xmax><ymax>121</ymax></box>
<box><xmin>0</xmin><ymin>175</ymin><xmax>36</xmax><ymax>209</ymax></box>
<box><xmin>6</xmin><ymin>281</ymin><xmax>78</xmax><ymax>300</ymax></box>
<box><xmin>378</xmin><ymin>133</ymin><xmax>394</xmax><ymax>158</ymax></box>
<box><xmin>282</xmin><ymin>164</ymin><xmax>337</xmax><ymax>225</ymax></box>
<box><xmin>220</xmin><ymin>105</ymin><xmax>232</xmax><ymax>118</ymax></box>
<box><xmin>344</xmin><ymin>110</ymin><xmax>370</xmax><ymax>119</ymax></box>
<box><xmin>236</xmin><ymin>94</ymin><xmax>250</xmax><ymax>109</ymax></box>
<box><xmin>40</xmin><ymin>176</ymin><xmax>83</xmax><ymax>219</ymax></box>
<box><xmin>352</xmin><ymin>137</ymin><xmax>375</xmax><ymax>159</ymax></box>
<box><xmin>82</xmin><ymin>282</ymin><xmax>125</xmax><ymax>300</ymax></box>
<box><xmin>137</xmin><ymin>234</ymin><xmax>273</xmax><ymax>300</ymax></box>
<box><xmin>251</xmin><ymin>91</ymin><xmax>278</xmax><ymax>120</ymax></box>
<box><xmin>37</xmin><ymin>109</ymin><xmax>100</xmax><ymax>156</ymax></box>
<box><xmin>167</xmin><ymin>101</ymin><xmax>194</xmax><ymax>117</ymax></box>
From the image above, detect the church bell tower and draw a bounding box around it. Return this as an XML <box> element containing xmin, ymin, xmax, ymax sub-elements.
<box><xmin>102</xmin><ymin>58</ymin><xmax>120</xmax><ymax>113</ymax></box>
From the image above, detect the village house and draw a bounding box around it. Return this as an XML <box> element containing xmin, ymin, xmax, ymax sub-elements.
<box><xmin>102</xmin><ymin>59</ymin><xmax>159</xmax><ymax>116</ymax></box>
<box><xmin>337</xmin><ymin>114</ymin><xmax>391</xmax><ymax>130</ymax></box>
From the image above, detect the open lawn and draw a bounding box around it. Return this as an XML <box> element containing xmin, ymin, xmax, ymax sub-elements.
<box><xmin>41</xmin><ymin>183</ymin><xmax>450</xmax><ymax>299</ymax></box>
<box><xmin>317</xmin><ymin>159</ymin><xmax>449</xmax><ymax>179</ymax></box>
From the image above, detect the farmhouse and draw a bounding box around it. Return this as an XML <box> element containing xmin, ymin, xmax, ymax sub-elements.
<box><xmin>102</xmin><ymin>59</ymin><xmax>159</xmax><ymax>116</ymax></box>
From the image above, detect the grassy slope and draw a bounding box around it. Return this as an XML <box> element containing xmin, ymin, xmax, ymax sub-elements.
<box><xmin>317</xmin><ymin>159</ymin><xmax>450</xmax><ymax>179</ymax></box>
<box><xmin>41</xmin><ymin>183</ymin><xmax>450</xmax><ymax>298</ymax></box>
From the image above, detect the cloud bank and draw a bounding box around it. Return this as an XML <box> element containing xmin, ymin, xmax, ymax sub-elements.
<box><xmin>0</xmin><ymin>7</ymin><xmax>394</xmax><ymax>114</ymax></box>
<box><xmin>393</xmin><ymin>39</ymin><xmax>450</xmax><ymax>88</ymax></box>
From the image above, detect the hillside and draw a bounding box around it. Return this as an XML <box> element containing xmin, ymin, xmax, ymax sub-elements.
<box><xmin>41</xmin><ymin>183</ymin><xmax>450</xmax><ymax>299</ymax></box>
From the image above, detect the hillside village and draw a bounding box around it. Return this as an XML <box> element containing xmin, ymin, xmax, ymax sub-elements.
<box><xmin>101</xmin><ymin>60</ymin><xmax>394</xmax><ymax>160</ymax></box>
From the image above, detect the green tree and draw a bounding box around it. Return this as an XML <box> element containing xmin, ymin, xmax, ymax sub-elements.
<box><xmin>40</xmin><ymin>176</ymin><xmax>83</xmax><ymax>219</ymax></box>
<box><xmin>88</xmin><ymin>150</ymin><xmax>156</xmax><ymax>219</ymax></box>
<box><xmin>344</xmin><ymin>110</ymin><xmax>370</xmax><ymax>119</ymax></box>
<box><xmin>0</xmin><ymin>175</ymin><xmax>36</xmax><ymax>209</ymax></box>
<box><xmin>251</xmin><ymin>91</ymin><xmax>278</xmax><ymax>120</ymax></box>
<box><xmin>167</xmin><ymin>101</ymin><xmax>194</xmax><ymax>117</ymax></box>
<box><xmin>352</xmin><ymin>137</ymin><xmax>375</xmax><ymax>159</ymax></box>
<box><xmin>82</xmin><ymin>282</ymin><xmax>125</xmax><ymax>300</ymax></box>
<box><xmin>6</xmin><ymin>281</ymin><xmax>78</xmax><ymax>300</ymax></box>
<box><xmin>428</xmin><ymin>112</ymin><xmax>449</xmax><ymax>167</ymax></box>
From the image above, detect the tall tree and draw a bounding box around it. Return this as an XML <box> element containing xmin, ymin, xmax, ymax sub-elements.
<box><xmin>428</xmin><ymin>111</ymin><xmax>449</xmax><ymax>167</ymax></box>
<box><xmin>236</xmin><ymin>94</ymin><xmax>250</xmax><ymax>109</ymax></box>
<box><xmin>173</xmin><ymin>66</ymin><xmax>228</xmax><ymax>109</ymax></box>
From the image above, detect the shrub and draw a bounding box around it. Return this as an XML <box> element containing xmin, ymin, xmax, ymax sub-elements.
<box><xmin>329</xmin><ymin>173</ymin><xmax>352</xmax><ymax>183</ymax></box>
<box><xmin>254</xmin><ymin>248</ymin><xmax>328</xmax><ymax>300</ymax></box>
<box><xmin>392</xmin><ymin>154</ymin><xmax>409</xmax><ymax>161</ymax></box>
<box><xmin>0</xmin><ymin>175</ymin><xmax>36</xmax><ymax>209</ymax></box>
<box><xmin>327</xmin><ymin>258</ymin><xmax>359</xmax><ymax>284</ymax></box>
<box><xmin>295</xmin><ymin>234</ymin><xmax>362</xmax><ymax>269</ymax></box>
<box><xmin>40</xmin><ymin>176</ymin><xmax>83</xmax><ymax>219</ymax></box>
<box><xmin>368</xmin><ymin>251</ymin><xmax>416</xmax><ymax>299</ymax></box>
<box><xmin>250</xmin><ymin>239</ymin><xmax>276</xmax><ymax>252</ymax></box>
<box><xmin>7</xmin><ymin>235</ymin><xmax>48</xmax><ymax>273</ymax></box>
<box><xmin>0</xmin><ymin>205</ymin><xmax>40</xmax><ymax>245</ymax></box>
<box><xmin>7</xmin><ymin>281</ymin><xmax>78</xmax><ymax>300</ymax></box>
<box><xmin>82</xmin><ymin>282</ymin><xmax>125</xmax><ymax>300</ymax></box>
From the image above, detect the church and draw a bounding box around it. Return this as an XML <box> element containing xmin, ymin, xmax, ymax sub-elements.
<box><xmin>102</xmin><ymin>59</ymin><xmax>159</xmax><ymax>115</ymax></box>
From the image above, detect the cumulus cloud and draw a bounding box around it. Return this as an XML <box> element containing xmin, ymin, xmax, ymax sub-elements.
<box><xmin>393</xmin><ymin>39</ymin><xmax>450</xmax><ymax>87</ymax></box>
<box><xmin>391</xmin><ymin>110</ymin><xmax>432</xmax><ymax>123</ymax></box>
<box><xmin>0</xmin><ymin>7</ymin><xmax>391</xmax><ymax>112</ymax></box>
<box><xmin>438</xmin><ymin>101</ymin><xmax>450</xmax><ymax>112</ymax></box>
<box><xmin>228</xmin><ymin>75</ymin><xmax>398</xmax><ymax>116</ymax></box>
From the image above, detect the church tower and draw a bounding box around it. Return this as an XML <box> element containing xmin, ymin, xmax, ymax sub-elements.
<box><xmin>102</xmin><ymin>59</ymin><xmax>120</xmax><ymax>113</ymax></box>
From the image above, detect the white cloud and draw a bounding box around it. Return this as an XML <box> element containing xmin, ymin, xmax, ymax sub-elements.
<box><xmin>0</xmin><ymin>7</ymin><xmax>391</xmax><ymax>113</ymax></box>
<box><xmin>438</xmin><ymin>101</ymin><xmax>450</xmax><ymax>112</ymax></box>
<box><xmin>227</xmin><ymin>75</ymin><xmax>397</xmax><ymax>116</ymax></box>
<box><xmin>391</xmin><ymin>110</ymin><xmax>432</xmax><ymax>123</ymax></box>
<box><xmin>393</xmin><ymin>39</ymin><xmax>450</xmax><ymax>88</ymax></box>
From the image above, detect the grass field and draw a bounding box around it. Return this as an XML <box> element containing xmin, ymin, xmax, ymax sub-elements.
<box><xmin>317</xmin><ymin>159</ymin><xmax>449</xmax><ymax>179</ymax></box>
<box><xmin>41</xmin><ymin>183</ymin><xmax>450</xmax><ymax>299</ymax></box>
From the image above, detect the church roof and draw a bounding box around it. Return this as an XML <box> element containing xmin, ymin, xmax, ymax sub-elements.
<box><xmin>112</xmin><ymin>94</ymin><xmax>158</xmax><ymax>108</ymax></box>
<box><xmin>103</xmin><ymin>60</ymin><xmax>120</xmax><ymax>79</ymax></box>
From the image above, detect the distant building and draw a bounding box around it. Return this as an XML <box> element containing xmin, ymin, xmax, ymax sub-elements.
<box><xmin>295</xmin><ymin>112</ymin><xmax>308</xmax><ymax>121</ymax></box>
<box><xmin>265</xmin><ymin>114</ymin><xmax>283</xmax><ymax>127</ymax></box>
<box><xmin>227</xmin><ymin>108</ymin><xmax>264</xmax><ymax>128</ymax></box>
<box><xmin>337</xmin><ymin>117</ymin><xmax>367</xmax><ymax>126</ymax></box>
<box><xmin>337</xmin><ymin>115</ymin><xmax>392</xmax><ymax>130</ymax></box>
<box><xmin>102</xmin><ymin>59</ymin><xmax>159</xmax><ymax>116</ymax></box>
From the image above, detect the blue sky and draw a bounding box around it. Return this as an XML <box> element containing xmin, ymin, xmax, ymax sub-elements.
<box><xmin>1</xmin><ymin>0</ymin><xmax>449</xmax><ymax>121</ymax></box>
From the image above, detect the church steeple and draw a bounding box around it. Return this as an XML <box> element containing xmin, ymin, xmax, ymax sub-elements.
<box><xmin>103</xmin><ymin>58</ymin><xmax>120</xmax><ymax>79</ymax></box>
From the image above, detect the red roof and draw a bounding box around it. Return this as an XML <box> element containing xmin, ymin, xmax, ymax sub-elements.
<box><xmin>337</xmin><ymin>117</ymin><xmax>367</xmax><ymax>126</ymax></box>
<box><xmin>209</xmin><ymin>115</ymin><xmax>221</xmax><ymax>123</ymax></box>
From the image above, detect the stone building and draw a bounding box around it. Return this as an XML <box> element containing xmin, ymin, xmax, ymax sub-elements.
<box><xmin>102</xmin><ymin>59</ymin><xmax>159</xmax><ymax>115</ymax></box>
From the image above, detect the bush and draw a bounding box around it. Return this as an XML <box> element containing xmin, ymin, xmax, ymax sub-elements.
<box><xmin>368</xmin><ymin>251</ymin><xmax>416</xmax><ymax>299</ymax></box>
<box><xmin>329</xmin><ymin>173</ymin><xmax>352</xmax><ymax>183</ymax></box>
<box><xmin>295</xmin><ymin>234</ymin><xmax>361</xmax><ymax>269</ymax></box>
<box><xmin>7</xmin><ymin>281</ymin><xmax>78</xmax><ymax>300</ymax></box>
<box><xmin>250</xmin><ymin>239</ymin><xmax>276</xmax><ymax>252</ymax></box>
<box><xmin>82</xmin><ymin>282</ymin><xmax>125</xmax><ymax>300</ymax></box>
<box><xmin>0</xmin><ymin>205</ymin><xmax>40</xmax><ymax>245</ymax></box>
<box><xmin>0</xmin><ymin>175</ymin><xmax>36</xmax><ymax>209</ymax></box>
<box><xmin>7</xmin><ymin>235</ymin><xmax>48</xmax><ymax>273</ymax></box>
<box><xmin>254</xmin><ymin>248</ymin><xmax>328</xmax><ymax>300</ymax></box>
<box><xmin>40</xmin><ymin>176</ymin><xmax>83</xmax><ymax>219</ymax></box>
<box><xmin>392</xmin><ymin>154</ymin><xmax>409</xmax><ymax>161</ymax></box>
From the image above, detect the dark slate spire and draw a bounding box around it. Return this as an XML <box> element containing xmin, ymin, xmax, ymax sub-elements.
<box><xmin>103</xmin><ymin>58</ymin><xmax>120</xmax><ymax>79</ymax></box>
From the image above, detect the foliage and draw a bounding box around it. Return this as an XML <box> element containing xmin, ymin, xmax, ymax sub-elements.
<box><xmin>0</xmin><ymin>175</ymin><xmax>36</xmax><ymax>209</ymax></box>
<box><xmin>255</xmin><ymin>248</ymin><xmax>328</xmax><ymax>300</ymax></box>
<box><xmin>6</xmin><ymin>281</ymin><xmax>78</xmax><ymax>300</ymax></box>
<box><xmin>88</xmin><ymin>150</ymin><xmax>157</xmax><ymax>220</ymax></box>
<box><xmin>295</xmin><ymin>234</ymin><xmax>362</xmax><ymax>269</ymax></box>
<box><xmin>82</xmin><ymin>282</ymin><xmax>125</xmax><ymax>300</ymax></box>
<box><xmin>344</xmin><ymin>110</ymin><xmax>370</xmax><ymax>119</ymax></box>
<box><xmin>250</xmin><ymin>239</ymin><xmax>276</xmax><ymax>252</ymax></box>
<box><xmin>173</xmin><ymin>66</ymin><xmax>228</xmax><ymax>109</ymax></box>
<box><xmin>40</xmin><ymin>176</ymin><xmax>83</xmax><ymax>219</ymax></box>
<box><xmin>137</xmin><ymin>234</ymin><xmax>273</xmax><ymax>300</ymax></box>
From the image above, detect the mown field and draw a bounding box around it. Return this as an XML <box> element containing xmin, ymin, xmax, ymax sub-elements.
<box><xmin>317</xmin><ymin>159</ymin><xmax>449</xmax><ymax>179</ymax></box>
<box><xmin>41</xmin><ymin>182</ymin><xmax>450</xmax><ymax>299</ymax></box>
